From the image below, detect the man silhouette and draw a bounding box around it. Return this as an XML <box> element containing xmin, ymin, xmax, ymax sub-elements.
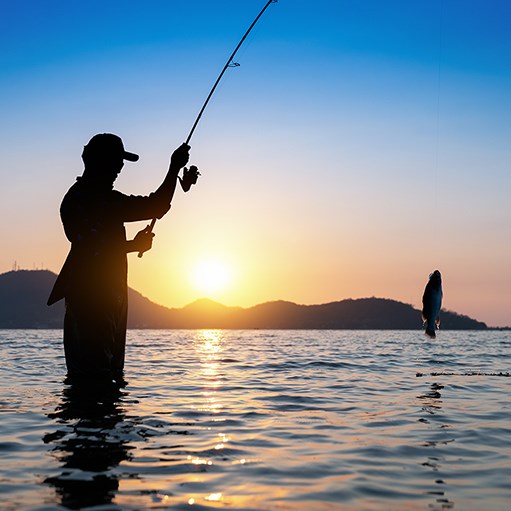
<box><xmin>48</xmin><ymin>134</ymin><xmax>194</xmax><ymax>383</ymax></box>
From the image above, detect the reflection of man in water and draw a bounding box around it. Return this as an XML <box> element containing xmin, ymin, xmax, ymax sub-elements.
<box><xmin>48</xmin><ymin>134</ymin><xmax>192</xmax><ymax>383</ymax></box>
<box><xmin>44</xmin><ymin>381</ymin><xmax>129</xmax><ymax>508</ymax></box>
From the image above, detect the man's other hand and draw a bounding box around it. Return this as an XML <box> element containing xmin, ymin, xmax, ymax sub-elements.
<box><xmin>133</xmin><ymin>225</ymin><xmax>155</xmax><ymax>254</ymax></box>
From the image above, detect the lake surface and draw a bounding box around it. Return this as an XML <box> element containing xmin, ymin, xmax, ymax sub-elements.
<box><xmin>0</xmin><ymin>329</ymin><xmax>510</xmax><ymax>510</ymax></box>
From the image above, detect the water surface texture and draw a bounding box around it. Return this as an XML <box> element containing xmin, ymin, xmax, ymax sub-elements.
<box><xmin>1</xmin><ymin>330</ymin><xmax>510</xmax><ymax>510</ymax></box>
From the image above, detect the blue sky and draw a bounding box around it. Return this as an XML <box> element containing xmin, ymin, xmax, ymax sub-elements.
<box><xmin>1</xmin><ymin>0</ymin><xmax>510</xmax><ymax>326</ymax></box>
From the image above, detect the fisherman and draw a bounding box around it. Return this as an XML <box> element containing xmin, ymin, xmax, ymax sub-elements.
<box><xmin>48</xmin><ymin>133</ymin><xmax>198</xmax><ymax>383</ymax></box>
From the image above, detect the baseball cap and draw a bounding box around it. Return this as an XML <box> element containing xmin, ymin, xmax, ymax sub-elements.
<box><xmin>83</xmin><ymin>133</ymin><xmax>139</xmax><ymax>162</ymax></box>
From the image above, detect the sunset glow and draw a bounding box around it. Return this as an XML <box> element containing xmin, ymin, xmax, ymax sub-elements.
<box><xmin>191</xmin><ymin>260</ymin><xmax>232</xmax><ymax>296</ymax></box>
<box><xmin>1</xmin><ymin>1</ymin><xmax>510</xmax><ymax>326</ymax></box>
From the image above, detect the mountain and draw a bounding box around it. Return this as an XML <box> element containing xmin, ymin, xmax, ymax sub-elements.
<box><xmin>0</xmin><ymin>270</ymin><xmax>488</xmax><ymax>330</ymax></box>
<box><xmin>0</xmin><ymin>270</ymin><xmax>65</xmax><ymax>328</ymax></box>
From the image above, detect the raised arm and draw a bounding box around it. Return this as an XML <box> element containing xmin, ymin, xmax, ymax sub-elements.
<box><xmin>152</xmin><ymin>143</ymin><xmax>191</xmax><ymax>208</ymax></box>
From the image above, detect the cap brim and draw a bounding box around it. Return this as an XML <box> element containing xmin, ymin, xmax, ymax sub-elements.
<box><xmin>124</xmin><ymin>151</ymin><xmax>139</xmax><ymax>162</ymax></box>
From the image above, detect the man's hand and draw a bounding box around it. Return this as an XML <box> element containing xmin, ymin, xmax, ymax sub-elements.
<box><xmin>170</xmin><ymin>143</ymin><xmax>190</xmax><ymax>170</ymax></box>
<box><xmin>179</xmin><ymin>165</ymin><xmax>200</xmax><ymax>192</ymax></box>
<box><xmin>132</xmin><ymin>225</ymin><xmax>155</xmax><ymax>255</ymax></box>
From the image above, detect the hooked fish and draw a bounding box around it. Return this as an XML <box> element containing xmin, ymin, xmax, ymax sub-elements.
<box><xmin>422</xmin><ymin>270</ymin><xmax>443</xmax><ymax>339</ymax></box>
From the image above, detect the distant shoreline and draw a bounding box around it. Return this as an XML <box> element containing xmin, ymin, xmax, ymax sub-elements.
<box><xmin>0</xmin><ymin>269</ymin><xmax>495</xmax><ymax>330</ymax></box>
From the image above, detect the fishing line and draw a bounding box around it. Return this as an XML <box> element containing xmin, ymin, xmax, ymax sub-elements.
<box><xmin>433</xmin><ymin>0</ymin><xmax>444</xmax><ymax>213</ymax></box>
<box><xmin>418</xmin><ymin>1</ymin><xmax>445</xmax><ymax>281</ymax></box>
<box><xmin>139</xmin><ymin>0</ymin><xmax>277</xmax><ymax>257</ymax></box>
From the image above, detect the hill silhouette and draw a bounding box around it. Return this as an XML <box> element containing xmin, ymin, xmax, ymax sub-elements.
<box><xmin>0</xmin><ymin>270</ymin><xmax>487</xmax><ymax>330</ymax></box>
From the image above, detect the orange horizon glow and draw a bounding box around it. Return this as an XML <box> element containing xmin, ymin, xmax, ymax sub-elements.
<box><xmin>1</xmin><ymin>2</ymin><xmax>510</xmax><ymax>328</ymax></box>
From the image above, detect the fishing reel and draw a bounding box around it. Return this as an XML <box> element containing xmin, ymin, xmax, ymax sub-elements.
<box><xmin>179</xmin><ymin>165</ymin><xmax>200</xmax><ymax>192</ymax></box>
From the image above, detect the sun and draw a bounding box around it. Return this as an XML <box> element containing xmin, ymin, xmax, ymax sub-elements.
<box><xmin>191</xmin><ymin>260</ymin><xmax>232</xmax><ymax>295</ymax></box>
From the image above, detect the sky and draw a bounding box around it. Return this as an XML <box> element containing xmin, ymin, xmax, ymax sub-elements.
<box><xmin>1</xmin><ymin>0</ymin><xmax>510</xmax><ymax>327</ymax></box>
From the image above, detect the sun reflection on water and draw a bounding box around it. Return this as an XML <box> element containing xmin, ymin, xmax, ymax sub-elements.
<box><xmin>186</xmin><ymin>331</ymin><xmax>240</xmax><ymax>506</ymax></box>
<box><xmin>193</xmin><ymin>330</ymin><xmax>224</xmax><ymax>416</ymax></box>
<box><xmin>195</xmin><ymin>329</ymin><xmax>222</xmax><ymax>356</ymax></box>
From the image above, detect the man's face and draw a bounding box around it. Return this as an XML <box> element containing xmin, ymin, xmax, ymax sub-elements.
<box><xmin>96</xmin><ymin>155</ymin><xmax>125</xmax><ymax>184</ymax></box>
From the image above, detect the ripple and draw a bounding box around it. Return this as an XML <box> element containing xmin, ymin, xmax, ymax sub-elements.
<box><xmin>0</xmin><ymin>329</ymin><xmax>510</xmax><ymax>510</ymax></box>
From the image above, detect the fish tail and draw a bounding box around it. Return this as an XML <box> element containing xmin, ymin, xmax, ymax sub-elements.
<box><xmin>424</xmin><ymin>321</ymin><xmax>436</xmax><ymax>339</ymax></box>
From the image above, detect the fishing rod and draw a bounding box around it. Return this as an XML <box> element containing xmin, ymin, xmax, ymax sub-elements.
<box><xmin>185</xmin><ymin>0</ymin><xmax>277</xmax><ymax>145</ymax></box>
<box><xmin>139</xmin><ymin>0</ymin><xmax>277</xmax><ymax>257</ymax></box>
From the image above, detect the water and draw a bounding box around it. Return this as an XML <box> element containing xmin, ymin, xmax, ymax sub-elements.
<box><xmin>1</xmin><ymin>330</ymin><xmax>510</xmax><ymax>511</ymax></box>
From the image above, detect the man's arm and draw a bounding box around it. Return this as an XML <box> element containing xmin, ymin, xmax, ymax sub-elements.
<box><xmin>118</xmin><ymin>143</ymin><xmax>191</xmax><ymax>223</ymax></box>
<box><xmin>151</xmin><ymin>143</ymin><xmax>191</xmax><ymax>213</ymax></box>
